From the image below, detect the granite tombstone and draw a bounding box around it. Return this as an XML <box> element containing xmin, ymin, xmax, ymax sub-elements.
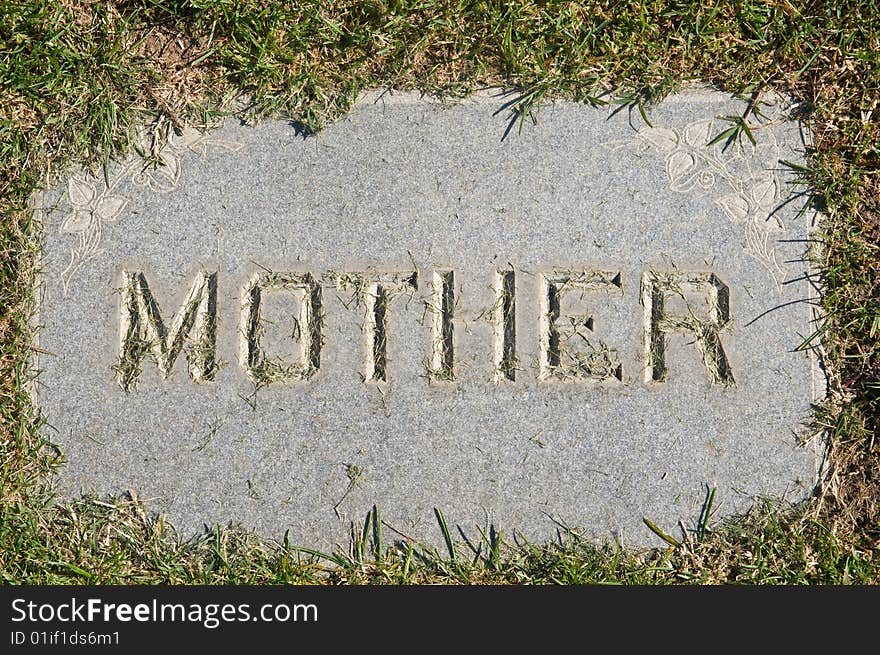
<box><xmin>35</xmin><ymin>89</ymin><xmax>824</xmax><ymax>549</ymax></box>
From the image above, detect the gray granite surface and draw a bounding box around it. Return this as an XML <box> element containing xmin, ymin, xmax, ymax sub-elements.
<box><xmin>36</xmin><ymin>89</ymin><xmax>824</xmax><ymax>550</ymax></box>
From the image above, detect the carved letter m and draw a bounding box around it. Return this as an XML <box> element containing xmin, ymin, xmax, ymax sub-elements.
<box><xmin>116</xmin><ymin>270</ymin><xmax>218</xmax><ymax>391</ymax></box>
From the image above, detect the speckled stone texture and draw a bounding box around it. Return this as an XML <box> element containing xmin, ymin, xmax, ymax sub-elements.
<box><xmin>36</xmin><ymin>89</ymin><xmax>824</xmax><ymax>550</ymax></box>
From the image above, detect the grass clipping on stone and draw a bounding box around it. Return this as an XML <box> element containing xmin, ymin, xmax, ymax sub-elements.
<box><xmin>1</xmin><ymin>0</ymin><xmax>879</xmax><ymax>584</ymax></box>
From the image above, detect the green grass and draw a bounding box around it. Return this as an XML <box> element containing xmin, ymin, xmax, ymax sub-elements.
<box><xmin>1</xmin><ymin>0</ymin><xmax>879</xmax><ymax>584</ymax></box>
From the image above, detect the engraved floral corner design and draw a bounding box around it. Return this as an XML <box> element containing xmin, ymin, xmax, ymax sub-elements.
<box><xmin>59</xmin><ymin>126</ymin><xmax>243</xmax><ymax>296</ymax></box>
<box><xmin>606</xmin><ymin>112</ymin><xmax>788</xmax><ymax>289</ymax></box>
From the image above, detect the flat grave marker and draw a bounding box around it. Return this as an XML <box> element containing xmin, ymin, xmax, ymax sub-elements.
<box><xmin>35</xmin><ymin>89</ymin><xmax>824</xmax><ymax>549</ymax></box>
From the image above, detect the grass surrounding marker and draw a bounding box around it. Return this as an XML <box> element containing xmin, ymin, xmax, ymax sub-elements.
<box><xmin>1</xmin><ymin>1</ymin><xmax>878</xmax><ymax>583</ymax></box>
